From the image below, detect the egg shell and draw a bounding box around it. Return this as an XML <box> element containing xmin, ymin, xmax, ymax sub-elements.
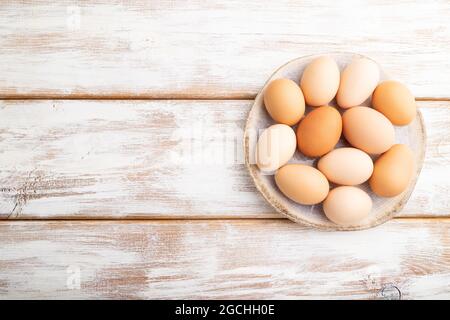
<box><xmin>342</xmin><ymin>106</ymin><xmax>395</xmax><ymax>154</ymax></box>
<box><xmin>337</xmin><ymin>58</ymin><xmax>380</xmax><ymax>108</ymax></box>
<box><xmin>323</xmin><ymin>186</ymin><xmax>372</xmax><ymax>226</ymax></box>
<box><xmin>318</xmin><ymin>148</ymin><xmax>373</xmax><ymax>185</ymax></box>
<box><xmin>296</xmin><ymin>106</ymin><xmax>342</xmax><ymax>157</ymax></box>
<box><xmin>300</xmin><ymin>56</ymin><xmax>340</xmax><ymax>107</ymax></box>
<box><xmin>372</xmin><ymin>80</ymin><xmax>416</xmax><ymax>126</ymax></box>
<box><xmin>369</xmin><ymin>144</ymin><xmax>415</xmax><ymax>197</ymax></box>
<box><xmin>256</xmin><ymin>124</ymin><xmax>296</xmax><ymax>173</ymax></box>
<box><xmin>275</xmin><ymin>164</ymin><xmax>329</xmax><ymax>205</ymax></box>
<box><xmin>263</xmin><ymin>78</ymin><xmax>305</xmax><ymax>126</ymax></box>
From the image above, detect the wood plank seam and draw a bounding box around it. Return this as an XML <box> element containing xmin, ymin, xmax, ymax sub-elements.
<box><xmin>1</xmin><ymin>96</ymin><xmax>450</xmax><ymax>101</ymax></box>
<box><xmin>2</xmin><ymin>216</ymin><xmax>450</xmax><ymax>223</ymax></box>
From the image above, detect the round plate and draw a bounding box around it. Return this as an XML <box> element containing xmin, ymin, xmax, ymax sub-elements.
<box><xmin>243</xmin><ymin>53</ymin><xmax>426</xmax><ymax>231</ymax></box>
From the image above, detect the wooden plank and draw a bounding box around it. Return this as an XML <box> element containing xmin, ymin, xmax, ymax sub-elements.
<box><xmin>0</xmin><ymin>219</ymin><xmax>449</xmax><ymax>299</ymax></box>
<box><xmin>1</xmin><ymin>1</ymin><xmax>449</xmax><ymax>99</ymax></box>
<box><xmin>0</xmin><ymin>100</ymin><xmax>448</xmax><ymax>219</ymax></box>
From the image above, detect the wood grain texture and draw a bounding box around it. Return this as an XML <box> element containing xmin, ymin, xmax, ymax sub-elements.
<box><xmin>0</xmin><ymin>100</ymin><xmax>448</xmax><ymax>219</ymax></box>
<box><xmin>1</xmin><ymin>0</ymin><xmax>449</xmax><ymax>301</ymax></box>
<box><xmin>0</xmin><ymin>219</ymin><xmax>449</xmax><ymax>299</ymax></box>
<box><xmin>1</xmin><ymin>0</ymin><xmax>449</xmax><ymax>99</ymax></box>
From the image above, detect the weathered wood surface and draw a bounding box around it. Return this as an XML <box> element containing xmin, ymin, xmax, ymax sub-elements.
<box><xmin>0</xmin><ymin>100</ymin><xmax>448</xmax><ymax>219</ymax></box>
<box><xmin>1</xmin><ymin>0</ymin><xmax>450</xmax><ymax>99</ymax></box>
<box><xmin>1</xmin><ymin>0</ymin><xmax>449</xmax><ymax>301</ymax></box>
<box><xmin>0</xmin><ymin>219</ymin><xmax>449</xmax><ymax>299</ymax></box>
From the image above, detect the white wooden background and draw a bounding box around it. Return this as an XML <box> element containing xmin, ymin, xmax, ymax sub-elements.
<box><xmin>0</xmin><ymin>0</ymin><xmax>449</xmax><ymax>299</ymax></box>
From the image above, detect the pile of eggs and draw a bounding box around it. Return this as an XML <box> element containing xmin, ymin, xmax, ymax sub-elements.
<box><xmin>256</xmin><ymin>56</ymin><xmax>416</xmax><ymax>226</ymax></box>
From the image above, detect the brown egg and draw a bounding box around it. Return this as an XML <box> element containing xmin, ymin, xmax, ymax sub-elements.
<box><xmin>275</xmin><ymin>164</ymin><xmax>329</xmax><ymax>205</ymax></box>
<box><xmin>300</xmin><ymin>56</ymin><xmax>340</xmax><ymax>107</ymax></box>
<box><xmin>264</xmin><ymin>78</ymin><xmax>305</xmax><ymax>126</ymax></box>
<box><xmin>372</xmin><ymin>80</ymin><xmax>416</xmax><ymax>126</ymax></box>
<box><xmin>323</xmin><ymin>186</ymin><xmax>372</xmax><ymax>226</ymax></box>
<box><xmin>342</xmin><ymin>106</ymin><xmax>395</xmax><ymax>154</ymax></box>
<box><xmin>369</xmin><ymin>144</ymin><xmax>415</xmax><ymax>197</ymax></box>
<box><xmin>296</xmin><ymin>106</ymin><xmax>342</xmax><ymax>157</ymax></box>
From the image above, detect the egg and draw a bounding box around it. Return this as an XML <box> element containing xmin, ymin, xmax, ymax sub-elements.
<box><xmin>372</xmin><ymin>80</ymin><xmax>416</xmax><ymax>126</ymax></box>
<box><xmin>296</xmin><ymin>106</ymin><xmax>342</xmax><ymax>157</ymax></box>
<box><xmin>337</xmin><ymin>58</ymin><xmax>380</xmax><ymax>108</ymax></box>
<box><xmin>369</xmin><ymin>144</ymin><xmax>415</xmax><ymax>197</ymax></box>
<box><xmin>342</xmin><ymin>106</ymin><xmax>395</xmax><ymax>154</ymax></box>
<box><xmin>263</xmin><ymin>78</ymin><xmax>305</xmax><ymax>125</ymax></box>
<box><xmin>256</xmin><ymin>124</ymin><xmax>296</xmax><ymax>172</ymax></box>
<box><xmin>300</xmin><ymin>56</ymin><xmax>340</xmax><ymax>107</ymax></box>
<box><xmin>275</xmin><ymin>164</ymin><xmax>329</xmax><ymax>205</ymax></box>
<box><xmin>318</xmin><ymin>148</ymin><xmax>373</xmax><ymax>185</ymax></box>
<box><xmin>323</xmin><ymin>186</ymin><xmax>372</xmax><ymax>226</ymax></box>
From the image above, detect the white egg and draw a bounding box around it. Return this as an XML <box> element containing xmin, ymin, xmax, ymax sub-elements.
<box><xmin>256</xmin><ymin>124</ymin><xmax>296</xmax><ymax>173</ymax></box>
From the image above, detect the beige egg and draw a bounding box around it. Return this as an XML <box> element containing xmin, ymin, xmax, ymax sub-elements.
<box><xmin>318</xmin><ymin>148</ymin><xmax>373</xmax><ymax>185</ymax></box>
<box><xmin>264</xmin><ymin>78</ymin><xmax>305</xmax><ymax>125</ymax></box>
<box><xmin>256</xmin><ymin>124</ymin><xmax>296</xmax><ymax>173</ymax></box>
<box><xmin>275</xmin><ymin>164</ymin><xmax>329</xmax><ymax>205</ymax></box>
<box><xmin>372</xmin><ymin>80</ymin><xmax>416</xmax><ymax>126</ymax></box>
<box><xmin>342</xmin><ymin>106</ymin><xmax>395</xmax><ymax>154</ymax></box>
<box><xmin>323</xmin><ymin>186</ymin><xmax>372</xmax><ymax>226</ymax></box>
<box><xmin>337</xmin><ymin>58</ymin><xmax>380</xmax><ymax>108</ymax></box>
<box><xmin>300</xmin><ymin>56</ymin><xmax>340</xmax><ymax>107</ymax></box>
<box><xmin>369</xmin><ymin>144</ymin><xmax>415</xmax><ymax>197</ymax></box>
